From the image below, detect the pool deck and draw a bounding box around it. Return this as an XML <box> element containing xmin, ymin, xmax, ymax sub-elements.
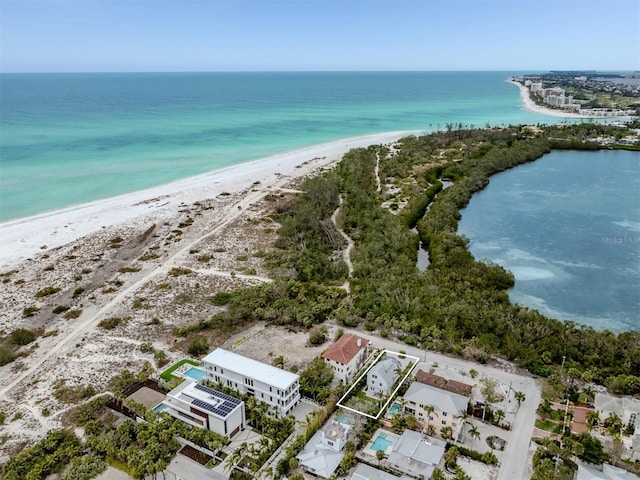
<box><xmin>364</xmin><ymin>428</ymin><xmax>400</xmax><ymax>457</ymax></box>
<box><xmin>174</xmin><ymin>363</ymin><xmax>204</xmax><ymax>380</ymax></box>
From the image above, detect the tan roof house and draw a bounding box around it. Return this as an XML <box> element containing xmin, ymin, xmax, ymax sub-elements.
<box><xmin>321</xmin><ymin>334</ymin><xmax>369</xmax><ymax>383</ymax></box>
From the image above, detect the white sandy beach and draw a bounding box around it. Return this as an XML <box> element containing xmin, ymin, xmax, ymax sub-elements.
<box><xmin>507</xmin><ymin>79</ymin><xmax>590</xmax><ymax>119</ymax></box>
<box><xmin>0</xmin><ymin>130</ymin><xmax>415</xmax><ymax>460</ymax></box>
<box><xmin>0</xmin><ymin>131</ymin><xmax>411</xmax><ymax>272</ymax></box>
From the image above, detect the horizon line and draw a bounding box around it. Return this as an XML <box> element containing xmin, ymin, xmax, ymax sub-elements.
<box><xmin>2</xmin><ymin>68</ymin><xmax>639</xmax><ymax>75</ymax></box>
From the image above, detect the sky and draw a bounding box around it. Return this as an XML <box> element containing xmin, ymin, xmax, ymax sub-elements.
<box><xmin>1</xmin><ymin>0</ymin><xmax>639</xmax><ymax>73</ymax></box>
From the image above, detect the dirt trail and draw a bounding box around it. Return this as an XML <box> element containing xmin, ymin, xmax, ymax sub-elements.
<box><xmin>0</xmin><ymin>179</ymin><xmax>291</xmax><ymax>401</ymax></box>
<box><xmin>331</xmin><ymin>196</ymin><xmax>354</xmax><ymax>293</ymax></box>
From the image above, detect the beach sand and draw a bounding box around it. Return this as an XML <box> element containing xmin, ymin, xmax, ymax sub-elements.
<box><xmin>0</xmin><ymin>130</ymin><xmax>409</xmax><ymax>460</ymax></box>
<box><xmin>507</xmin><ymin>79</ymin><xmax>590</xmax><ymax>119</ymax></box>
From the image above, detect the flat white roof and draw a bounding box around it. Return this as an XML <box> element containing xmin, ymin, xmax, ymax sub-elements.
<box><xmin>202</xmin><ymin>348</ymin><xmax>299</xmax><ymax>390</ymax></box>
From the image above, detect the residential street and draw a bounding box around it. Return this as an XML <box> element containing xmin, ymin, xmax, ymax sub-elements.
<box><xmin>344</xmin><ymin>327</ymin><xmax>542</xmax><ymax>480</ymax></box>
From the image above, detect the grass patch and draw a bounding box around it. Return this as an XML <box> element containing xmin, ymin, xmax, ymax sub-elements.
<box><xmin>535</xmin><ymin>419</ymin><xmax>559</xmax><ymax>432</ymax></box>
<box><xmin>159</xmin><ymin>359</ymin><xmax>200</xmax><ymax>382</ymax></box>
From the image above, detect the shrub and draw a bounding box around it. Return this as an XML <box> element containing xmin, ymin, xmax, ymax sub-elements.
<box><xmin>188</xmin><ymin>335</ymin><xmax>209</xmax><ymax>356</ymax></box>
<box><xmin>308</xmin><ymin>326</ymin><xmax>327</xmax><ymax>345</ymax></box>
<box><xmin>53</xmin><ymin>305</ymin><xmax>70</xmax><ymax>314</ymax></box>
<box><xmin>210</xmin><ymin>291</ymin><xmax>233</xmax><ymax>306</ymax></box>
<box><xmin>23</xmin><ymin>306</ymin><xmax>40</xmax><ymax>317</ymax></box>
<box><xmin>63</xmin><ymin>309</ymin><xmax>82</xmax><ymax>319</ymax></box>
<box><xmin>0</xmin><ymin>347</ymin><xmax>15</xmax><ymax>366</ymax></box>
<box><xmin>10</xmin><ymin>328</ymin><xmax>36</xmax><ymax>346</ymax></box>
<box><xmin>72</xmin><ymin>287</ymin><xmax>85</xmax><ymax>298</ymax></box>
<box><xmin>98</xmin><ymin>317</ymin><xmax>124</xmax><ymax>330</ymax></box>
<box><xmin>35</xmin><ymin>286</ymin><xmax>61</xmax><ymax>298</ymax></box>
<box><xmin>169</xmin><ymin>267</ymin><xmax>192</xmax><ymax>276</ymax></box>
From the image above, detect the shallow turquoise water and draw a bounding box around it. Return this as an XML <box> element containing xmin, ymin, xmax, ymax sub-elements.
<box><xmin>0</xmin><ymin>71</ymin><xmax>549</xmax><ymax>221</ymax></box>
<box><xmin>458</xmin><ymin>150</ymin><xmax>640</xmax><ymax>332</ymax></box>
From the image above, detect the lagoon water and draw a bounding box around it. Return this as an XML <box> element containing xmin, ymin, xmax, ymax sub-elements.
<box><xmin>458</xmin><ymin>150</ymin><xmax>640</xmax><ymax>332</ymax></box>
<box><xmin>0</xmin><ymin>71</ymin><xmax>549</xmax><ymax>222</ymax></box>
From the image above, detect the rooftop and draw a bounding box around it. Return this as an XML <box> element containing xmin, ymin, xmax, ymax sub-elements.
<box><xmin>321</xmin><ymin>333</ymin><xmax>367</xmax><ymax>365</ymax></box>
<box><xmin>324</xmin><ymin>420</ymin><xmax>348</xmax><ymax>442</ymax></box>
<box><xmin>414</xmin><ymin>370</ymin><xmax>472</xmax><ymax>397</ymax></box>
<box><xmin>403</xmin><ymin>381</ymin><xmax>469</xmax><ymax>416</ymax></box>
<box><xmin>369</xmin><ymin>357</ymin><xmax>401</xmax><ymax>383</ymax></box>
<box><xmin>202</xmin><ymin>348</ymin><xmax>299</xmax><ymax>390</ymax></box>
<box><xmin>166</xmin><ymin>381</ymin><xmax>242</xmax><ymax>419</ymax></box>
<box><xmin>297</xmin><ymin>429</ymin><xmax>346</xmax><ymax>479</ymax></box>
<box><xmin>387</xmin><ymin>430</ymin><xmax>446</xmax><ymax>478</ymax></box>
<box><xmin>349</xmin><ymin>463</ymin><xmax>412</xmax><ymax>480</ymax></box>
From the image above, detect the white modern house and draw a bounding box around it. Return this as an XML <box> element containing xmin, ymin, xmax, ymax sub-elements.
<box><xmin>577</xmin><ymin>463</ymin><xmax>640</xmax><ymax>480</ymax></box>
<box><xmin>202</xmin><ymin>348</ymin><xmax>300</xmax><ymax>417</ymax></box>
<box><xmin>297</xmin><ymin>420</ymin><xmax>351</xmax><ymax>478</ymax></box>
<box><xmin>162</xmin><ymin>381</ymin><xmax>245</xmax><ymax>437</ymax></box>
<box><xmin>321</xmin><ymin>333</ymin><xmax>369</xmax><ymax>383</ymax></box>
<box><xmin>367</xmin><ymin>357</ymin><xmax>401</xmax><ymax>397</ymax></box>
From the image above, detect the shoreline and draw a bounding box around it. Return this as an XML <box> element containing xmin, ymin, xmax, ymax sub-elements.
<box><xmin>0</xmin><ymin>130</ymin><xmax>413</xmax><ymax>271</ymax></box>
<box><xmin>507</xmin><ymin>79</ymin><xmax>591</xmax><ymax>118</ymax></box>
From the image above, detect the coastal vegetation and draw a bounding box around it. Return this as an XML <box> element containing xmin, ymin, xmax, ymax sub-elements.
<box><xmin>199</xmin><ymin>122</ymin><xmax>639</xmax><ymax>393</ymax></box>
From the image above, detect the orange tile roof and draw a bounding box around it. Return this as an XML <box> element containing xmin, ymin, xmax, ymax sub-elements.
<box><xmin>321</xmin><ymin>334</ymin><xmax>367</xmax><ymax>365</ymax></box>
<box><xmin>414</xmin><ymin>370</ymin><xmax>472</xmax><ymax>397</ymax></box>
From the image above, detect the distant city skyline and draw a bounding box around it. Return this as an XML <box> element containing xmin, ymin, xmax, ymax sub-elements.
<box><xmin>1</xmin><ymin>0</ymin><xmax>639</xmax><ymax>73</ymax></box>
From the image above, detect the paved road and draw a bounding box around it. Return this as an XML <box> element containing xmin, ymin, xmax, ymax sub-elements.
<box><xmin>343</xmin><ymin>327</ymin><xmax>541</xmax><ymax>480</ymax></box>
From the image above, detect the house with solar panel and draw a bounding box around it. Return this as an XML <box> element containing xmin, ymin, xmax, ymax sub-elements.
<box><xmin>161</xmin><ymin>381</ymin><xmax>246</xmax><ymax>437</ymax></box>
<box><xmin>202</xmin><ymin>348</ymin><xmax>300</xmax><ymax>417</ymax></box>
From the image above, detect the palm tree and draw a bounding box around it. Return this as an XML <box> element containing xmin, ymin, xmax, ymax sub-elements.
<box><xmin>586</xmin><ymin>411</ymin><xmax>600</xmax><ymax>432</ymax></box>
<box><xmin>536</xmin><ymin>400</ymin><xmax>553</xmax><ymax>421</ymax></box>
<box><xmin>425</xmin><ymin>405</ymin><xmax>435</xmax><ymax>430</ymax></box>
<box><xmin>376</xmin><ymin>449</ymin><xmax>385</xmax><ymax>466</ymax></box>
<box><xmin>468</xmin><ymin>425</ymin><xmax>480</xmax><ymax>444</ymax></box>
<box><xmin>514</xmin><ymin>391</ymin><xmax>526</xmax><ymax>408</ymax></box>
<box><xmin>432</xmin><ymin>468</ymin><xmax>446</xmax><ymax>480</ymax></box>
<box><xmin>495</xmin><ymin>409</ymin><xmax>506</xmax><ymax>425</ymax></box>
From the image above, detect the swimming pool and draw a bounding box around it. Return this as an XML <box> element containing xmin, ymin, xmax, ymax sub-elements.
<box><xmin>371</xmin><ymin>432</ymin><xmax>393</xmax><ymax>452</ymax></box>
<box><xmin>183</xmin><ymin>366</ymin><xmax>206</xmax><ymax>381</ymax></box>
<box><xmin>153</xmin><ymin>403</ymin><xmax>167</xmax><ymax>413</ymax></box>
<box><xmin>388</xmin><ymin>402</ymin><xmax>401</xmax><ymax>416</ymax></box>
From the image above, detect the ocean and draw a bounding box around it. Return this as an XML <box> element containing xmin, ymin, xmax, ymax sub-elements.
<box><xmin>3</xmin><ymin>71</ymin><xmax>635</xmax><ymax>330</ymax></box>
<box><xmin>458</xmin><ymin>150</ymin><xmax>640</xmax><ymax>332</ymax></box>
<box><xmin>1</xmin><ymin>71</ymin><xmax>548</xmax><ymax>222</ymax></box>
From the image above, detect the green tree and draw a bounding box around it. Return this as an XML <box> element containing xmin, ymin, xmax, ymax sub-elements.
<box><xmin>445</xmin><ymin>445</ymin><xmax>459</xmax><ymax>469</ymax></box>
<box><xmin>299</xmin><ymin>357</ymin><xmax>334</xmax><ymax>402</ymax></box>
<box><xmin>468</xmin><ymin>425</ymin><xmax>480</xmax><ymax>443</ymax></box>
<box><xmin>188</xmin><ymin>335</ymin><xmax>209</xmax><ymax>356</ymax></box>
<box><xmin>440</xmin><ymin>425</ymin><xmax>453</xmax><ymax>441</ymax></box>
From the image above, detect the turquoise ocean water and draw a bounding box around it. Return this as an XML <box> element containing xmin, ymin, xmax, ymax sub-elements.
<box><xmin>1</xmin><ymin>71</ymin><xmax>548</xmax><ymax>221</ymax></box>
<box><xmin>1</xmin><ymin>71</ymin><xmax>636</xmax><ymax>330</ymax></box>
<box><xmin>458</xmin><ymin>150</ymin><xmax>640</xmax><ymax>332</ymax></box>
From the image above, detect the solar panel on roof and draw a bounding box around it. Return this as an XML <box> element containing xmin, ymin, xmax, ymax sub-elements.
<box><xmin>193</xmin><ymin>383</ymin><xmax>242</xmax><ymax>407</ymax></box>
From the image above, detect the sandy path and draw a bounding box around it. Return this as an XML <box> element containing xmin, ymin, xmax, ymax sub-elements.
<box><xmin>331</xmin><ymin>196</ymin><xmax>354</xmax><ymax>293</ymax></box>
